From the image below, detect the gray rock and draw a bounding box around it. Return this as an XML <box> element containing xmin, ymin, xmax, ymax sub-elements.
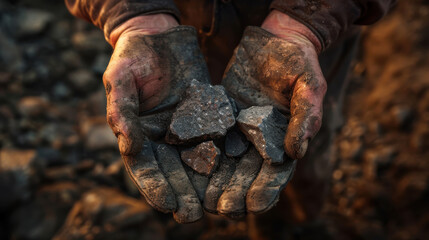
<box><xmin>237</xmin><ymin>106</ymin><xmax>287</xmax><ymax>165</ymax></box>
<box><xmin>166</xmin><ymin>79</ymin><xmax>235</xmax><ymax>144</ymax></box>
<box><xmin>0</xmin><ymin>149</ymin><xmax>37</xmax><ymax>209</ymax></box>
<box><xmin>225</xmin><ymin>130</ymin><xmax>249</xmax><ymax>157</ymax></box>
<box><xmin>181</xmin><ymin>141</ymin><xmax>221</xmax><ymax>176</ymax></box>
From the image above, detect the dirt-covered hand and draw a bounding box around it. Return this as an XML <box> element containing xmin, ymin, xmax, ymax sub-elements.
<box><xmin>204</xmin><ymin>11</ymin><xmax>326</xmax><ymax>217</ymax></box>
<box><xmin>103</xmin><ymin>15</ymin><xmax>211</xmax><ymax>223</ymax></box>
<box><xmin>222</xmin><ymin>10</ymin><xmax>326</xmax><ymax>160</ymax></box>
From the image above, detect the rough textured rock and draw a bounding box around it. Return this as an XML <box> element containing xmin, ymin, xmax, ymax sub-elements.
<box><xmin>237</xmin><ymin>106</ymin><xmax>288</xmax><ymax>165</ymax></box>
<box><xmin>225</xmin><ymin>130</ymin><xmax>249</xmax><ymax>157</ymax></box>
<box><xmin>181</xmin><ymin>141</ymin><xmax>220</xmax><ymax>176</ymax></box>
<box><xmin>166</xmin><ymin>79</ymin><xmax>235</xmax><ymax>144</ymax></box>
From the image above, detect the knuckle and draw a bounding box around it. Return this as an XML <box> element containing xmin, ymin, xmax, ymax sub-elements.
<box><xmin>106</xmin><ymin>111</ymin><xmax>120</xmax><ymax>129</ymax></box>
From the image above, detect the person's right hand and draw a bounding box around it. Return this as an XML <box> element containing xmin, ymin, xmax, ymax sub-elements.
<box><xmin>103</xmin><ymin>14</ymin><xmax>211</xmax><ymax>223</ymax></box>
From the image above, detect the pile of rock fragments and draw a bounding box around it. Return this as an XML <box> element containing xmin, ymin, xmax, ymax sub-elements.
<box><xmin>164</xmin><ymin>79</ymin><xmax>291</xmax><ymax>179</ymax></box>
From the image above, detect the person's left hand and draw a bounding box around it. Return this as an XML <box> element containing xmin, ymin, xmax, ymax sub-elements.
<box><xmin>203</xmin><ymin>10</ymin><xmax>326</xmax><ymax>217</ymax></box>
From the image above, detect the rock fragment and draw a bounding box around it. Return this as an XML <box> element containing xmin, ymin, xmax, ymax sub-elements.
<box><xmin>225</xmin><ymin>130</ymin><xmax>249</xmax><ymax>157</ymax></box>
<box><xmin>181</xmin><ymin>141</ymin><xmax>220</xmax><ymax>176</ymax></box>
<box><xmin>237</xmin><ymin>106</ymin><xmax>288</xmax><ymax>165</ymax></box>
<box><xmin>166</xmin><ymin>79</ymin><xmax>235</xmax><ymax>144</ymax></box>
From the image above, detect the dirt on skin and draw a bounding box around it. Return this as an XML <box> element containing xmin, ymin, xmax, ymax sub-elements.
<box><xmin>1</xmin><ymin>0</ymin><xmax>428</xmax><ymax>239</ymax></box>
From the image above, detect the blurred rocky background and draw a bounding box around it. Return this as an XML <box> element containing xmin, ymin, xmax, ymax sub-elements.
<box><xmin>0</xmin><ymin>0</ymin><xmax>428</xmax><ymax>239</ymax></box>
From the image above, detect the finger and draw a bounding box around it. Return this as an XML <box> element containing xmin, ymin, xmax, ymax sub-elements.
<box><xmin>246</xmin><ymin>158</ymin><xmax>297</xmax><ymax>214</ymax></box>
<box><xmin>104</xmin><ymin>67</ymin><xmax>143</xmax><ymax>156</ymax></box>
<box><xmin>285</xmin><ymin>69</ymin><xmax>327</xmax><ymax>160</ymax></box>
<box><xmin>154</xmin><ymin>144</ymin><xmax>203</xmax><ymax>224</ymax></box>
<box><xmin>122</xmin><ymin>140</ymin><xmax>176</xmax><ymax>213</ymax></box>
<box><xmin>203</xmin><ymin>155</ymin><xmax>237</xmax><ymax>213</ymax></box>
<box><xmin>139</xmin><ymin>110</ymin><xmax>173</xmax><ymax>141</ymax></box>
<box><xmin>217</xmin><ymin>147</ymin><xmax>263</xmax><ymax>218</ymax></box>
<box><xmin>184</xmin><ymin>165</ymin><xmax>209</xmax><ymax>202</ymax></box>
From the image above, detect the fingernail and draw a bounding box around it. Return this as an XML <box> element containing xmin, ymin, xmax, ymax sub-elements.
<box><xmin>296</xmin><ymin>139</ymin><xmax>308</xmax><ymax>159</ymax></box>
<box><xmin>118</xmin><ymin>134</ymin><xmax>129</xmax><ymax>155</ymax></box>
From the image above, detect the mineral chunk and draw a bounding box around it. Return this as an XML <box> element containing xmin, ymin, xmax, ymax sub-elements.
<box><xmin>166</xmin><ymin>79</ymin><xmax>235</xmax><ymax>144</ymax></box>
<box><xmin>225</xmin><ymin>130</ymin><xmax>249</xmax><ymax>157</ymax></box>
<box><xmin>181</xmin><ymin>141</ymin><xmax>220</xmax><ymax>176</ymax></box>
<box><xmin>237</xmin><ymin>106</ymin><xmax>288</xmax><ymax>165</ymax></box>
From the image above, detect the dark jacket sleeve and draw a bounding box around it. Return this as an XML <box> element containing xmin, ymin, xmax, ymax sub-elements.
<box><xmin>270</xmin><ymin>0</ymin><xmax>397</xmax><ymax>50</ymax></box>
<box><xmin>64</xmin><ymin>0</ymin><xmax>180</xmax><ymax>41</ymax></box>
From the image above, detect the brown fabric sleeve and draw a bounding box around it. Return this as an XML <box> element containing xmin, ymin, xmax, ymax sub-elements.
<box><xmin>270</xmin><ymin>0</ymin><xmax>397</xmax><ymax>50</ymax></box>
<box><xmin>64</xmin><ymin>0</ymin><xmax>180</xmax><ymax>41</ymax></box>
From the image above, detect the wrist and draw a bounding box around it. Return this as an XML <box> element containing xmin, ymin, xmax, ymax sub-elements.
<box><xmin>109</xmin><ymin>14</ymin><xmax>179</xmax><ymax>48</ymax></box>
<box><xmin>261</xmin><ymin>10</ymin><xmax>322</xmax><ymax>54</ymax></box>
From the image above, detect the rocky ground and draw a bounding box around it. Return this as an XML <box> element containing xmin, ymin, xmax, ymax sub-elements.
<box><xmin>0</xmin><ymin>0</ymin><xmax>428</xmax><ymax>239</ymax></box>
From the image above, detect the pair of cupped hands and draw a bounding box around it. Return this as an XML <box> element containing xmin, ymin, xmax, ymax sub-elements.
<box><xmin>103</xmin><ymin>10</ymin><xmax>327</xmax><ymax>223</ymax></box>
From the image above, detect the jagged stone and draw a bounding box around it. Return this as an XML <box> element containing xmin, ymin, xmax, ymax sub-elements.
<box><xmin>237</xmin><ymin>106</ymin><xmax>288</xmax><ymax>165</ymax></box>
<box><xmin>166</xmin><ymin>79</ymin><xmax>235</xmax><ymax>144</ymax></box>
<box><xmin>181</xmin><ymin>141</ymin><xmax>220</xmax><ymax>176</ymax></box>
<box><xmin>225</xmin><ymin>130</ymin><xmax>249</xmax><ymax>157</ymax></box>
